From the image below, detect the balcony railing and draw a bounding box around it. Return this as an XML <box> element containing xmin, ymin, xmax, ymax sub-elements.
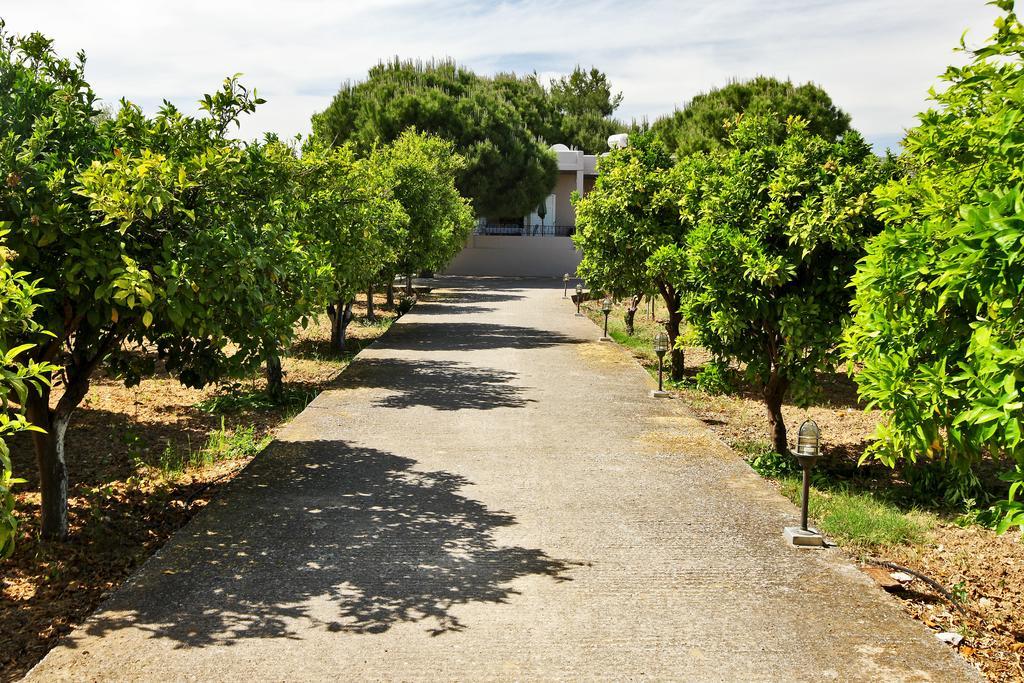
<box><xmin>474</xmin><ymin>223</ymin><xmax>575</xmax><ymax>237</ymax></box>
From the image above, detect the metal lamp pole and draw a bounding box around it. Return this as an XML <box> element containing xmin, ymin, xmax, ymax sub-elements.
<box><xmin>575</xmin><ymin>283</ymin><xmax>584</xmax><ymax>316</ymax></box>
<box><xmin>795</xmin><ymin>420</ymin><xmax>821</xmax><ymax>531</ymax></box>
<box><xmin>784</xmin><ymin>419</ymin><xmax>824</xmax><ymax>546</ymax></box>
<box><xmin>653</xmin><ymin>331</ymin><xmax>669</xmax><ymax>393</ymax></box>
<box><xmin>563</xmin><ymin>273</ymin><xmax>569</xmax><ymax>299</ymax></box>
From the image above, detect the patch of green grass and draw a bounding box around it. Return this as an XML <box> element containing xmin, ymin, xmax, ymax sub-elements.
<box><xmin>732</xmin><ymin>439</ymin><xmax>771</xmax><ymax>458</ymax></box>
<box><xmin>586</xmin><ymin>301</ymin><xmax>687</xmax><ymax>378</ymax></box>
<box><xmin>196</xmin><ymin>385</ymin><xmax>317</xmax><ymax>415</ymax></box>
<box><xmin>355</xmin><ymin>317</ymin><xmax>394</xmax><ymax>331</ymax></box>
<box><xmin>779</xmin><ymin>478</ymin><xmax>937</xmax><ymax>550</ymax></box>
<box><xmin>609</xmin><ymin>328</ymin><xmax>650</xmax><ymax>351</ymax></box>
<box><xmin>157</xmin><ymin>418</ymin><xmax>271</xmax><ymax>475</ymax></box>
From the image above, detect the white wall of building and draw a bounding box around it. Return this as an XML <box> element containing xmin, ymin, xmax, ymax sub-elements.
<box><xmin>443</xmin><ymin>235</ymin><xmax>582</xmax><ymax>277</ymax></box>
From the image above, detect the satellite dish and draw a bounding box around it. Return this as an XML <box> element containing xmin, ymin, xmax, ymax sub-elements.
<box><xmin>607</xmin><ymin>133</ymin><xmax>629</xmax><ymax>149</ymax></box>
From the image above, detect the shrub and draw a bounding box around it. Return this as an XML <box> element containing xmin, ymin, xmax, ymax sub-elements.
<box><xmin>694</xmin><ymin>361</ymin><xmax>738</xmax><ymax>396</ymax></box>
<box><xmin>740</xmin><ymin>441</ymin><xmax>800</xmax><ymax>479</ymax></box>
<box><xmin>397</xmin><ymin>295</ymin><xmax>417</xmax><ymax>315</ymax></box>
<box><xmin>844</xmin><ymin>3</ymin><xmax>1024</xmax><ymax>533</ymax></box>
<box><xmin>676</xmin><ymin>114</ymin><xmax>885</xmax><ymax>455</ymax></box>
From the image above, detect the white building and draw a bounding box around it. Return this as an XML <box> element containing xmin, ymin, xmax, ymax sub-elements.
<box><xmin>446</xmin><ymin>136</ymin><xmax>626</xmax><ymax>276</ymax></box>
<box><xmin>525</xmin><ymin>143</ymin><xmax>598</xmax><ymax>233</ymax></box>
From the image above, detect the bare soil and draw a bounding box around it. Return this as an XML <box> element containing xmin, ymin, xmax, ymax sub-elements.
<box><xmin>0</xmin><ymin>296</ymin><xmax>398</xmax><ymax>682</ymax></box>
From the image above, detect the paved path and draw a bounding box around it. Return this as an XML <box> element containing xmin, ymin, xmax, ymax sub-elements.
<box><xmin>28</xmin><ymin>278</ymin><xmax>975</xmax><ymax>681</ymax></box>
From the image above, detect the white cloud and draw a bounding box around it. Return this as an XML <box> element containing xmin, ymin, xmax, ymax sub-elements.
<box><xmin>2</xmin><ymin>0</ymin><xmax>1001</xmax><ymax>149</ymax></box>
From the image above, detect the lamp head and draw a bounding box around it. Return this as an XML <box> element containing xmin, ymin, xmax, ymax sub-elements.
<box><xmin>796</xmin><ymin>419</ymin><xmax>821</xmax><ymax>462</ymax></box>
<box><xmin>653</xmin><ymin>331</ymin><xmax>670</xmax><ymax>358</ymax></box>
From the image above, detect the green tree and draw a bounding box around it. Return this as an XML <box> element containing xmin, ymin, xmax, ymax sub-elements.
<box><xmin>75</xmin><ymin>84</ymin><xmax>323</xmax><ymax>393</ymax></box>
<box><xmin>844</xmin><ymin>3</ymin><xmax>1024</xmax><ymax>530</ymax></box>
<box><xmin>549</xmin><ymin>66</ymin><xmax>626</xmax><ymax>153</ymax></box>
<box><xmin>0</xmin><ymin>24</ymin><xmax>324</xmax><ymax>539</ymax></box>
<box><xmin>0</xmin><ymin>232</ymin><xmax>54</xmax><ymax>556</ymax></box>
<box><xmin>217</xmin><ymin>138</ymin><xmax>326</xmax><ymax>403</ymax></box>
<box><xmin>651</xmin><ymin>76</ymin><xmax>851</xmax><ymax>157</ymax></box>
<box><xmin>573</xmin><ymin>132</ymin><xmax>696</xmax><ymax>378</ymax></box>
<box><xmin>373</xmin><ymin>130</ymin><xmax>474</xmax><ymax>292</ymax></box>
<box><xmin>313</xmin><ymin>59</ymin><xmax>557</xmax><ymax>218</ymax></box>
<box><xmin>1</xmin><ymin>26</ymin><xmax>118</xmax><ymax>539</ymax></box>
<box><xmin>678</xmin><ymin>115</ymin><xmax>884</xmax><ymax>454</ymax></box>
<box><xmin>492</xmin><ymin>72</ymin><xmax>559</xmax><ymax>146</ymax></box>
<box><xmin>296</xmin><ymin>140</ymin><xmax>407</xmax><ymax>354</ymax></box>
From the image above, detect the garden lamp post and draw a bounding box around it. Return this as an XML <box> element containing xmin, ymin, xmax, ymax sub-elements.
<box><xmin>575</xmin><ymin>283</ymin><xmax>584</xmax><ymax>316</ymax></box>
<box><xmin>563</xmin><ymin>273</ymin><xmax>570</xmax><ymax>299</ymax></box>
<box><xmin>651</xmin><ymin>331</ymin><xmax>670</xmax><ymax>397</ymax></box>
<box><xmin>785</xmin><ymin>419</ymin><xmax>825</xmax><ymax>547</ymax></box>
<box><xmin>600</xmin><ymin>296</ymin><xmax>613</xmax><ymax>340</ymax></box>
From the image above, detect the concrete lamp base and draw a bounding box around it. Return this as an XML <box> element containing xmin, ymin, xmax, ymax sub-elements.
<box><xmin>599</xmin><ymin>336</ymin><xmax>612</xmax><ymax>342</ymax></box>
<box><xmin>784</xmin><ymin>526</ymin><xmax>825</xmax><ymax>547</ymax></box>
<box><xmin>650</xmin><ymin>390</ymin><xmax>672</xmax><ymax>398</ymax></box>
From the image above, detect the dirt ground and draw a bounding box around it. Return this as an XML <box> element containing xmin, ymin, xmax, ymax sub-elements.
<box><xmin>0</xmin><ymin>295</ymin><xmax>398</xmax><ymax>683</ymax></box>
<box><xmin>585</xmin><ymin>296</ymin><xmax>1024</xmax><ymax>682</ymax></box>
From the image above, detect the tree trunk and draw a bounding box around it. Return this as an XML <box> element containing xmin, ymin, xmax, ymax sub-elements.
<box><xmin>265</xmin><ymin>352</ymin><xmax>283</xmax><ymax>403</ymax></box>
<box><xmin>366</xmin><ymin>283</ymin><xmax>376</xmax><ymax>322</ymax></box>
<box><xmin>624</xmin><ymin>294</ymin><xmax>641</xmax><ymax>336</ymax></box>
<box><xmin>405</xmin><ymin>274</ymin><xmax>413</xmax><ymax>296</ymax></box>
<box><xmin>327</xmin><ymin>299</ymin><xmax>355</xmax><ymax>356</ymax></box>
<box><xmin>327</xmin><ymin>301</ymin><xmax>349</xmax><ymax>355</ymax></box>
<box><xmin>666</xmin><ymin>310</ymin><xmax>685</xmax><ymax>382</ymax></box>
<box><xmin>337</xmin><ymin>301</ymin><xmax>354</xmax><ymax>353</ymax></box>
<box><xmin>23</xmin><ymin>326</ymin><xmax>120</xmax><ymax>541</ymax></box>
<box><xmin>657</xmin><ymin>282</ymin><xmax>684</xmax><ymax>382</ymax></box>
<box><xmin>386</xmin><ymin>277</ymin><xmax>395</xmax><ymax>308</ymax></box>
<box><xmin>764</xmin><ymin>370</ymin><xmax>790</xmax><ymax>455</ymax></box>
<box><xmin>26</xmin><ymin>385</ymin><xmax>70</xmax><ymax>541</ymax></box>
<box><xmin>328</xmin><ymin>302</ymin><xmax>341</xmax><ymax>350</ymax></box>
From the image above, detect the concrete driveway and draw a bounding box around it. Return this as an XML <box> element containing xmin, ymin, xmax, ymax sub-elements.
<box><xmin>26</xmin><ymin>278</ymin><xmax>976</xmax><ymax>681</ymax></box>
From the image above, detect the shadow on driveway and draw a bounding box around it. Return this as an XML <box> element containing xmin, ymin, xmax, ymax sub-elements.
<box><xmin>341</xmin><ymin>358</ymin><xmax>535</xmax><ymax>411</ymax></box>
<box><xmin>76</xmin><ymin>440</ymin><xmax>576</xmax><ymax>647</ymax></box>
<box><xmin>380</xmin><ymin>322</ymin><xmax>582</xmax><ymax>352</ymax></box>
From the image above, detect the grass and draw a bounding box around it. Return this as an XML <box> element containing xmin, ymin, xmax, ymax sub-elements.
<box><xmin>609</xmin><ymin>328</ymin><xmax>654</xmax><ymax>356</ymax></box>
<box><xmin>355</xmin><ymin>316</ymin><xmax>394</xmax><ymax>330</ymax></box>
<box><xmin>732</xmin><ymin>438</ymin><xmax>936</xmax><ymax>550</ymax></box>
<box><xmin>195</xmin><ymin>384</ymin><xmax>317</xmax><ymax>415</ymax></box>
<box><xmin>288</xmin><ymin>317</ymin><xmax>393</xmax><ymax>362</ymax></box>
<box><xmin>155</xmin><ymin>417</ymin><xmax>271</xmax><ymax>475</ymax></box>
<box><xmin>586</xmin><ymin>297</ymin><xmax>684</xmax><ymax>377</ymax></box>
<box><xmin>779</xmin><ymin>477</ymin><xmax>937</xmax><ymax>550</ymax></box>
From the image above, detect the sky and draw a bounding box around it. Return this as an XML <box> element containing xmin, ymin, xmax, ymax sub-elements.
<box><xmin>1</xmin><ymin>1</ymin><xmax>1003</xmax><ymax>152</ymax></box>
